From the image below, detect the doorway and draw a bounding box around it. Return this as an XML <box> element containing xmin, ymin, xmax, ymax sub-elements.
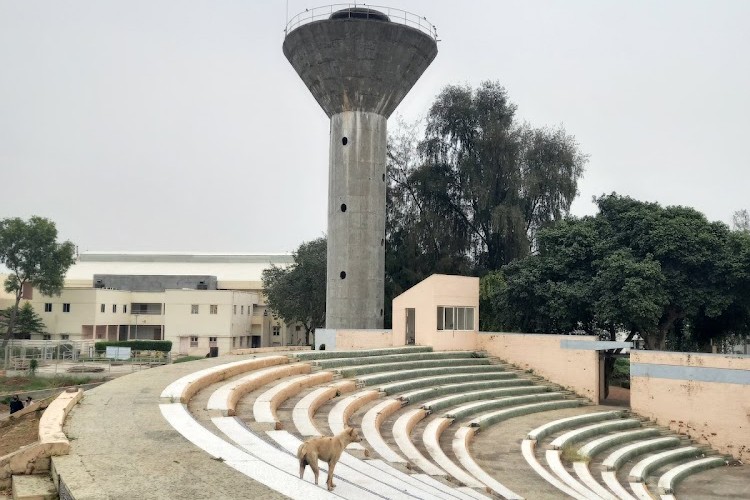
<box><xmin>405</xmin><ymin>308</ymin><xmax>416</xmax><ymax>345</ymax></box>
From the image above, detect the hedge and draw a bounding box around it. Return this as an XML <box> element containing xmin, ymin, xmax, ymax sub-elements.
<box><xmin>94</xmin><ymin>340</ymin><xmax>173</xmax><ymax>353</ymax></box>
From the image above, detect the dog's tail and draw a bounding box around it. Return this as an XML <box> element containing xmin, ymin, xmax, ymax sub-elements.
<box><xmin>297</xmin><ymin>442</ymin><xmax>308</xmax><ymax>462</ymax></box>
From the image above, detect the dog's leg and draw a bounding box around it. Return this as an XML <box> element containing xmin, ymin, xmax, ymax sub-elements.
<box><xmin>309</xmin><ymin>458</ymin><xmax>320</xmax><ymax>486</ymax></box>
<box><xmin>299</xmin><ymin>458</ymin><xmax>306</xmax><ymax>480</ymax></box>
<box><xmin>327</xmin><ymin>460</ymin><xmax>337</xmax><ymax>491</ymax></box>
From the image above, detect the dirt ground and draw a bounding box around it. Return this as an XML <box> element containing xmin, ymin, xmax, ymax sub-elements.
<box><xmin>0</xmin><ymin>409</ymin><xmax>40</xmax><ymax>457</ymax></box>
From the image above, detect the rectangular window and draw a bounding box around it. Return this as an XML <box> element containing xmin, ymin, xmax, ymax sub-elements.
<box><xmin>241</xmin><ymin>305</ymin><xmax>244</xmax><ymax>315</ymax></box>
<box><xmin>44</xmin><ymin>303</ymin><xmax>52</xmax><ymax>312</ymax></box>
<box><xmin>248</xmin><ymin>305</ymin><xmax>251</xmax><ymax>315</ymax></box>
<box><xmin>272</xmin><ymin>326</ymin><xmax>280</xmax><ymax>336</ymax></box>
<box><xmin>100</xmin><ymin>304</ymin><xmax>105</xmax><ymax>313</ymax></box>
<box><xmin>42</xmin><ymin>334</ymin><xmax>51</xmax><ymax>340</ymax></box>
<box><xmin>233</xmin><ymin>305</ymin><xmax>237</xmax><ymax>314</ymax></box>
<box><xmin>210</xmin><ymin>304</ymin><xmax>218</xmax><ymax>314</ymax></box>
<box><xmin>112</xmin><ymin>304</ymin><xmax>117</xmax><ymax>313</ymax></box>
<box><xmin>124</xmin><ymin>304</ymin><xmax>127</xmax><ymax>313</ymax></box>
<box><xmin>437</xmin><ymin>306</ymin><xmax>475</xmax><ymax>331</ymax></box>
<box><xmin>191</xmin><ymin>305</ymin><xmax>199</xmax><ymax>314</ymax></box>
<box><xmin>232</xmin><ymin>337</ymin><xmax>236</xmax><ymax>347</ymax></box>
<box><xmin>190</xmin><ymin>336</ymin><xmax>198</xmax><ymax>347</ymax></box>
<box><xmin>61</xmin><ymin>334</ymin><xmax>70</xmax><ymax>340</ymax></box>
<box><xmin>209</xmin><ymin>336</ymin><xmax>217</xmax><ymax>342</ymax></box>
<box><xmin>63</xmin><ymin>303</ymin><xmax>71</xmax><ymax>313</ymax></box>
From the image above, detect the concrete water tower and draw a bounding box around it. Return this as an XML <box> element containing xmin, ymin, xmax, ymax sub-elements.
<box><xmin>283</xmin><ymin>5</ymin><xmax>438</xmax><ymax>329</ymax></box>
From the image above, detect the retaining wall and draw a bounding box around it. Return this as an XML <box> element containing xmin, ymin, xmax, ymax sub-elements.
<box><xmin>630</xmin><ymin>350</ymin><xmax>750</xmax><ymax>461</ymax></box>
<box><xmin>477</xmin><ymin>333</ymin><xmax>600</xmax><ymax>401</ymax></box>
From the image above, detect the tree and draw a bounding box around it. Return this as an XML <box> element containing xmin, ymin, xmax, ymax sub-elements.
<box><xmin>733</xmin><ymin>209</ymin><xmax>750</xmax><ymax>233</ymax></box>
<box><xmin>483</xmin><ymin>194</ymin><xmax>750</xmax><ymax>351</ymax></box>
<box><xmin>385</xmin><ymin>82</ymin><xmax>586</xmax><ymax>320</ymax></box>
<box><xmin>0</xmin><ymin>303</ymin><xmax>46</xmax><ymax>339</ymax></box>
<box><xmin>0</xmin><ymin>216</ymin><xmax>75</xmax><ymax>349</ymax></box>
<box><xmin>261</xmin><ymin>238</ymin><xmax>326</xmax><ymax>345</ymax></box>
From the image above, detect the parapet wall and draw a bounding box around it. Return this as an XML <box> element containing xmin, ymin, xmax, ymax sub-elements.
<box><xmin>477</xmin><ymin>333</ymin><xmax>600</xmax><ymax>402</ymax></box>
<box><xmin>314</xmin><ymin>328</ymin><xmax>393</xmax><ymax>351</ymax></box>
<box><xmin>630</xmin><ymin>350</ymin><xmax>750</xmax><ymax>461</ymax></box>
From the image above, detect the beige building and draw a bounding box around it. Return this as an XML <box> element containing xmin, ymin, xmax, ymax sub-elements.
<box><xmin>7</xmin><ymin>252</ymin><xmax>310</xmax><ymax>355</ymax></box>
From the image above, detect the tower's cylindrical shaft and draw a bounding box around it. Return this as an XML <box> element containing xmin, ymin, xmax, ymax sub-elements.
<box><xmin>327</xmin><ymin>111</ymin><xmax>387</xmax><ymax>329</ymax></box>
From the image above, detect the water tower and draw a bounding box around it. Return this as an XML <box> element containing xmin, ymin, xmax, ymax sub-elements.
<box><xmin>283</xmin><ymin>6</ymin><xmax>438</xmax><ymax>329</ymax></box>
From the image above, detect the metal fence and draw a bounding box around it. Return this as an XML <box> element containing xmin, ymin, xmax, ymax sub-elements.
<box><xmin>285</xmin><ymin>4</ymin><xmax>438</xmax><ymax>40</ymax></box>
<box><xmin>2</xmin><ymin>339</ymin><xmax>170</xmax><ymax>376</ymax></box>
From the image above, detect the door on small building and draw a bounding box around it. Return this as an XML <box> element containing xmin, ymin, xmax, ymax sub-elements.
<box><xmin>179</xmin><ymin>336</ymin><xmax>189</xmax><ymax>355</ymax></box>
<box><xmin>405</xmin><ymin>308</ymin><xmax>416</xmax><ymax>345</ymax></box>
<box><xmin>251</xmin><ymin>336</ymin><xmax>261</xmax><ymax>348</ymax></box>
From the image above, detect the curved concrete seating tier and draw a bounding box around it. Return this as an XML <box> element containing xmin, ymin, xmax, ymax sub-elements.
<box><xmin>520</xmin><ymin>411</ymin><xmax>628</xmax><ymax>500</ymax></box>
<box><xmin>206</xmin><ymin>362</ymin><xmax>311</xmax><ymax>416</ymax></box>
<box><xmin>545</xmin><ymin>448</ymin><xmax>603</xmax><ymax>499</ymax></box>
<box><xmin>378</xmin><ymin>371</ymin><xmax>517</xmax><ymax>395</ymax></box>
<box><xmin>293</xmin><ymin>380</ymin><xmax>357</xmax><ymax>437</ymax></box>
<box><xmin>160</xmin><ymin>355</ymin><xmax>288</xmax><ymax>403</ymax></box>
<box><xmin>357</xmin><ymin>365</ymin><xmax>509</xmax><ymax>386</ymax></box>
<box><xmin>392</xmin><ymin>408</ymin><xmax>446</xmax><ymax>476</ymax></box>
<box><xmin>160</xmin><ymin>403</ymin><xmax>339</xmax><ymax>500</ymax></box>
<box><xmin>293</xmin><ymin>346</ymin><xmax>433</xmax><ymax>361</ymax></box>
<box><xmin>338</xmin><ymin>357</ymin><xmax>490</xmax><ymax>378</ymax></box>
<box><xmin>572</xmin><ymin>461</ymin><xmax>620</xmax><ymax>500</ymax></box>
<box><xmin>445</xmin><ymin>392</ymin><xmax>568</xmax><ymax>420</ymax></box>
<box><xmin>468</xmin><ymin>400</ymin><xmax>582</xmax><ymax>429</ymax></box>
<box><xmin>453</xmin><ymin>426</ymin><xmax>524</xmax><ymax>499</ymax></box>
<box><xmin>549</xmin><ymin>418</ymin><xmax>642</xmax><ymax>449</ymax></box>
<box><xmin>328</xmin><ymin>389</ymin><xmax>382</xmax><ymax>450</ymax></box>
<box><xmin>602</xmin><ymin>470</ymin><xmax>638</xmax><ymax>500</ymax></box>
<box><xmin>312</xmin><ymin>351</ymin><xmax>481</xmax><ymax>369</ymax></box>
<box><xmin>657</xmin><ymin>456</ymin><xmax>726</xmax><ymax>495</ymax></box>
<box><xmin>628</xmin><ymin>446</ymin><xmax>700</xmax><ymax>482</ymax></box>
<box><xmin>266</xmin><ymin>429</ymin><xmax>449</xmax><ymax>500</ymax></box>
<box><xmin>361</xmin><ymin>399</ymin><xmax>409</xmax><ymax>463</ymax></box>
<box><xmin>601</xmin><ymin>436</ymin><xmax>681</xmax><ymax>471</ymax></box>
<box><xmin>578</xmin><ymin>428</ymin><xmax>661</xmax><ymax>458</ymax></box>
<box><xmin>420</xmin><ymin>383</ymin><xmax>542</xmax><ymax>411</ymax></box>
<box><xmin>365</xmin><ymin>459</ymin><xmax>490</xmax><ymax>500</ymax></box>
<box><xmin>253</xmin><ymin>371</ymin><xmax>334</xmax><ymax>424</ymax></box>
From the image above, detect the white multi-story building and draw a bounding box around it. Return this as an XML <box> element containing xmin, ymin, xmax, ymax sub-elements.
<box><xmin>10</xmin><ymin>252</ymin><xmax>311</xmax><ymax>355</ymax></box>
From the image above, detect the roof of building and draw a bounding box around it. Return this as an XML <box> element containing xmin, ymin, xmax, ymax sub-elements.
<box><xmin>65</xmin><ymin>252</ymin><xmax>294</xmax><ymax>286</ymax></box>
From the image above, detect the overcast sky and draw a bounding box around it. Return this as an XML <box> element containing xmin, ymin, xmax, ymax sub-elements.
<box><xmin>1</xmin><ymin>1</ymin><xmax>748</xmax><ymax>254</ymax></box>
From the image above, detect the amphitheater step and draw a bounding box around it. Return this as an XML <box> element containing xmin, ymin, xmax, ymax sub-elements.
<box><xmin>12</xmin><ymin>474</ymin><xmax>59</xmax><ymax>500</ymax></box>
<box><xmin>292</xmin><ymin>346</ymin><xmax>433</xmax><ymax>361</ymax></box>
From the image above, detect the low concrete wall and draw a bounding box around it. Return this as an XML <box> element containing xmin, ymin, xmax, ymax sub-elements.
<box><xmin>229</xmin><ymin>346</ymin><xmax>311</xmax><ymax>355</ymax></box>
<box><xmin>630</xmin><ymin>351</ymin><xmax>750</xmax><ymax>461</ymax></box>
<box><xmin>477</xmin><ymin>333</ymin><xmax>600</xmax><ymax>402</ymax></box>
<box><xmin>315</xmin><ymin>329</ymin><xmax>394</xmax><ymax>351</ymax></box>
<box><xmin>427</xmin><ymin>330</ymin><xmax>477</xmax><ymax>351</ymax></box>
<box><xmin>0</xmin><ymin>389</ymin><xmax>83</xmax><ymax>488</ymax></box>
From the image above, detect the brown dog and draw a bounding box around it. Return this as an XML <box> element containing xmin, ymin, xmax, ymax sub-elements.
<box><xmin>297</xmin><ymin>427</ymin><xmax>361</xmax><ymax>490</ymax></box>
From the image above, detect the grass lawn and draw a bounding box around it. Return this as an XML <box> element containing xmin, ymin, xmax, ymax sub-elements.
<box><xmin>0</xmin><ymin>375</ymin><xmax>93</xmax><ymax>396</ymax></box>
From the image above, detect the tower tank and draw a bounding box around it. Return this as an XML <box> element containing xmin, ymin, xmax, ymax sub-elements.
<box><xmin>283</xmin><ymin>6</ymin><xmax>438</xmax><ymax>329</ymax></box>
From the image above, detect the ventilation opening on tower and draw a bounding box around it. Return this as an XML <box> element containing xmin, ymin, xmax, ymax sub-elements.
<box><xmin>342</xmin><ymin>137</ymin><xmax>348</xmax><ymax>145</ymax></box>
<box><xmin>329</xmin><ymin>8</ymin><xmax>390</xmax><ymax>22</ymax></box>
<box><xmin>340</xmin><ymin>271</ymin><xmax>347</xmax><ymax>279</ymax></box>
<box><xmin>341</xmin><ymin>203</ymin><xmax>347</xmax><ymax>212</ymax></box>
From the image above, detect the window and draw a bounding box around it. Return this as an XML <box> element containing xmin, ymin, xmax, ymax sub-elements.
<box><xmin>272</xmin><ymin>326</ymin><xmax>280</xmax><ymax>336</ymax></box>
<box><xmin>209</xmin><ymin>336</ymin><xmax>217</xmax><ymax>342</ymax></box>
<box><xmin>44</xmin><ymin>303</ymin><xmax>52</xmax><ymax>312</ymax></box>
<box><xmin>100</xmin><ymin>304</ymin><xmax>105</xmax><ymax>313</ymax></box>
<box><xmin>61</xmin><ymin>334</ymin><xmax>70</xmax><ymax>340</ymax></box>
<box><xmin>233</xmin><ymin>305</ymin><xmax>237</xmax><ymax>314</ymax></box>
<box><xmin>210</xmin><ymin>304</ymin><xmax>218</xmax><ymax>314</ymax></box>
<box><xmin>232</xmin><ymin>337</ymin><xmax>236</xmax><ymax>347</ymax></box>
<box><xmin>112</xmin><ymin>304</ymin><xmax>117</xmax><ymax>313</ymax></box>
<box><xmin>437</xmin><ymin>306</ymin><xmax>475</xmax><ymax>331</ymax></box>
<box><xmin>295</xmin><ymin>325</ymin><xmax>301</xmax><ymax>331</ymax></box>
<box><xmin>42</xmin><ymin>334</ymin><xmax>51</xmax><ymax>340</ymax></box>
<box><xmin>190</xmin><ymin>336</ymin><xmax>198</xmax><ymax>347</ymax></box>
<box><xmin>63</xmin><ymin>303</ymin><xmax>71</xmax><ymax>313</ymax></box>
<box><xmin>248</xmin><ymin>306</ymin><xmax>251</xmax><ymax>316</ymax></box>
<box><xmin>191</xmin><ymin>305</ymin><xmax>199</xmax><ymax>314</ymax></box>
<box><xmin>241</xmin><ymin>305</ymin><xmax>244</xmax><ymax>315</ymax></box>
<box><xmin>123</xmin><ymin>304</ymin><xmax>127</xmax><ymax>313</ymax></box>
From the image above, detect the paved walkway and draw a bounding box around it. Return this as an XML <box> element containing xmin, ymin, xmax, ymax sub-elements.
<box><xmin>53</xmin><ymin>354</ymin><xmax>288</xmax><ymax>500</ymax></box>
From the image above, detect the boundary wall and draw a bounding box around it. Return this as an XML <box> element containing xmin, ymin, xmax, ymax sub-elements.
<box><xmin>631</xmin><ymin>350</ymin><xmax>750</xmax><ymax>461</ymax></box>
<box><xmin>478</xmin><ymin>332</ymin><xmax>600</xmax><ymax>402</ymax></box>
<box><xmin>314</xmin><ymin>328</ymin><xmax>393</xmax><ymax>351</ymax></box>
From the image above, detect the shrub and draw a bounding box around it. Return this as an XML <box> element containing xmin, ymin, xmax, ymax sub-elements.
<box><xmin>173</xmin><ymin>356</ymin><xmax>204</xmax><ymax>364</ymax></box>
<box><xmin>94</xmin><ymin>340</ymin><xmax>172</xmax><ymax>353</ymax></box>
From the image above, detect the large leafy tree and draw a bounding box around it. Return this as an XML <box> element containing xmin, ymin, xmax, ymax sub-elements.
<box><xmin>0</xmin><ymin>216</ymin><xmax>75</xmax><ymax>349</ymax></box>
<box><xmin>386</xmin><ymin>82</ymin><xmax>586</xmax><ymax>323</ymax></box>
<box><xmin>482</xmin><ymin>194</ymin><xmax>750</xmax><ymax>351</ymax></box>
<box><xmin>261</xmin><ymin>238</ymin><xmax>326</xmax><ymax>345</ymax></box>
<box><xmin>0</xmin><ymin>303</ymin><xmax>46</xmax><ymax>339</ymax></box>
